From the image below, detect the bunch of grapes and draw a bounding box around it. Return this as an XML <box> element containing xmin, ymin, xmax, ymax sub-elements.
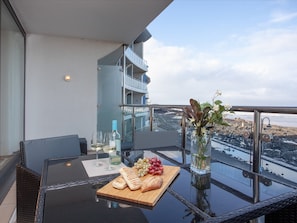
<box><xmin>134</xmin><ymin>158</ymin><xmax>151</xmax><ymax>177</ymax></box>
<box><xmin>148</xmin><ymin>157</ymin><xmax>163</xmax><ymax>175</ymax></box>
<box><xmin>134</xmin><ymin>157</ymin><xmax>164</xmax><ymax>177</ymax></box>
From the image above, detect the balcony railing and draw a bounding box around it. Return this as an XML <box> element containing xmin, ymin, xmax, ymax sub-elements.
<box><xmin>124</xmin><ymin>74</ymin><xmax>147</xmax><ymax>93</ymax></box>
<box><xmin>121</xmin><ymin>104</ymin><xmax>297</xmax><ymax>185</ymax></box>
<box><xmin>124</xmin><ymin>47</ymin><xmax>148</xmax><ymax>72</ymax></box>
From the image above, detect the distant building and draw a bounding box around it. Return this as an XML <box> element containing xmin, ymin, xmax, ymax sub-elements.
<box><xmin>97</xmin><ymin>30</ymin><xmax>152</xmax><ymax>140</ymax></box>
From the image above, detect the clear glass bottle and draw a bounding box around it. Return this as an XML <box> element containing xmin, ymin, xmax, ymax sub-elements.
<box><xmin>109</xmin><ymin>120</ymin><xmax>121</xmax><ymax>165</ymax></box>
<box><xmin>112</xmin><ymin>120</ymin><xmax>121</xmax><ymax>153</ymax></box>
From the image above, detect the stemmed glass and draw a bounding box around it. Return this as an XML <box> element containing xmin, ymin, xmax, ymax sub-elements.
<box><xmin>91</xmin><ymin>131</ymin><xmax>104</xmax><ymax>166</ymax></box>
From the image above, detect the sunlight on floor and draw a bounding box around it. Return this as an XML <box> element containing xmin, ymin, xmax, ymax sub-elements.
<box><xmin>0</xmin><ymin>181</ymin><xmax>16</xmax><ymax>223</ymax></box>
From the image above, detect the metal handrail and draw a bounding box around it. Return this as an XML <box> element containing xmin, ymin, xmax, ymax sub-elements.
<box><xmin>122</xmin><ymin>104</ymin><xmax>297</xmax><ymax>113</ymax></box>
<box><xmin>231</xmin><ymin>105</ymin><xmax>297</xmax><ymax>114</ymax></box>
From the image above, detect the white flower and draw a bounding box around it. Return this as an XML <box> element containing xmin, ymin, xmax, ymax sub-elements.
<box><xmin>213</xmin><ymin>104</ymin><xmax>220</xmax><ymax>112</ymax></box>
<box><xmin>224</xmin><ymin>104</ymin><xmax>232</xmax><ymax>110</ymax></box>
<box><xmin>212</xmin><ymin>90</ymin><xmax>222</xmax><ymax>101</ymax></box>
<box><xmin>201</xmin><ymin>127</ymin><xmax>207</xmax><ymax>135</ymax></box>
<box><xmin>189</xmin><ymin>118</ymin><xmax>196</xmax><ymax>124</ymax></box>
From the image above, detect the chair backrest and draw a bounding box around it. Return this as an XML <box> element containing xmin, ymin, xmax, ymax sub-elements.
<box><xmin>133</xmin><ymin>130</ymin><xmax>179</xmax><ymax>150</ymax></box>
<box><xmin>21</xmin><ymin>134</ymin><xmax>81</xmax><ymax>175</ymax></box>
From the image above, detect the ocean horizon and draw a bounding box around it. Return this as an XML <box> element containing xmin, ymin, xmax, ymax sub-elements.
<box><xmin>228</xmin><ymin>112</ymin><xmax>297</xmax><ymax>128</ymax></box>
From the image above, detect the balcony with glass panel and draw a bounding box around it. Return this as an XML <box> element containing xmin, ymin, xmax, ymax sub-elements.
<box><xmin>124</xmin><ymin>74</ymin><xmax>148</xmax><ymax>93</ymax></box>
<box><xmin>120</xmin><ymin>104</ymin><xmax>297</xmax><ymax>187</ymax></box>
<box><xmin>125</xmin><ymin>47</ymin><xmax>148</xmax><ymax>73</ymax></box>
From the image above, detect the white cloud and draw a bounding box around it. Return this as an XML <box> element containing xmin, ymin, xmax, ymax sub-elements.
<box><xmin>144</xmin><ymin>27</ymin><xmax>297</xmax><ymax>106</ymax></box>
<box><xmin>270</xmin><ymin>11</ymin><xmax>297</xmax><ymax>23</ymax></box>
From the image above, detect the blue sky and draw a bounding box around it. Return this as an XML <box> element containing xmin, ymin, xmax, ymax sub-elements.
<box><xmin>144</xmin><ymin>0</ymin><xmax>297</xmax><ymax>106</ymax></box>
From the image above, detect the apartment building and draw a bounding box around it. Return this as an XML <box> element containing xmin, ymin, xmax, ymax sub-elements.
<box><xmin>97</xmin><ymin>31</ymin><xmax>152</xmax><ymax>139</ymax></box>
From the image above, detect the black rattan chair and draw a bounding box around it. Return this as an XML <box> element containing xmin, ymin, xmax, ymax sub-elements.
<box><xmin>265</xmin><ymin>203</ymin><xmax>297</xmax><ymax>223</ymax></box>
<box><xmin>16</xmin><ymin>134</ymin><xmax>87</xmax><ymax>223</ymax></box>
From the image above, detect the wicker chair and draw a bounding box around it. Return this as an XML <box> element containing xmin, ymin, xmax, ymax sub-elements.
<box><xmin>16</xmin><ymin>134</ymin><xmax>87</xmax><ymax>223</ymax></box>
<box><xmin>265</xmin><ymin>203</ymin><xmax>297</xmax><ymax>223</ymax></box>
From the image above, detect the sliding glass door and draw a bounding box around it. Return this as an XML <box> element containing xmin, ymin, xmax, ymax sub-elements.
<box><xmin>0</xmin><ymin>0</ymin><xmax>25</xmax><ymax>156</ymax></box>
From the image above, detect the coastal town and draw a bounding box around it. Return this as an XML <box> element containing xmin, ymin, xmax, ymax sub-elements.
<box><xmin>153</xmin><ymin>108</ymin><xmax>297</xmax><ymax>168</ymax></box>
<box><xmin>216</xmin><ymin>118</ymin><xmax>297</xmax><ymax>167</ymax></box>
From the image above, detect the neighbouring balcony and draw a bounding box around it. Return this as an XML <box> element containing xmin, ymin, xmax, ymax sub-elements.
<box><xmin>124</xmin><ymin>47</ymin><xmax>148</xmax><ymax>72</ymax></box>
<box><xmin>124</xmin><ymin>74</ymin><xmax>148</xmax><ymax>93</ymax></box>
<box><xmin>120</xmin><ymin>104</ymin><xmax>297</xmax><ymax>186</ymax></box>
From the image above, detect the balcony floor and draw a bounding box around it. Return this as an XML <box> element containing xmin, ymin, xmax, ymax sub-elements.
<box><xmin>0</xmin><ymin>154</ymin><xmax>18</xmax><ymax>223</ymax></box>
<box><xmin>0</xmin><ymin>181</ymin><xmax>16</xmax><ymax>223</ymax></box>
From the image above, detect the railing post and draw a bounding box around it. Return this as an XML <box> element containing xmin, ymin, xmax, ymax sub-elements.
<box><xmin>181</xmin><ymin>114</ymin><xmax>187</xmax><ymax>165</ymax></box>
<box><xmin>181</xmin><ymin>114</ymin><xmax>186</xmax><ymax>149</ymax></box>
<box><xmin>122</xmin><ymin>45</ymin><xmax>126</xmax><ymax>105</ymax></box>
<box><xmin>253</xmin><ymin>175</ymin><xmax>260</xmax><ymax>203</ymax></box>
<box><xmin>121</xmin><ymin>106</ymin><xmax>124</xmax><ymax>141</ymax></box>
<box><xmin>132</xmin><ymin>107</ymin><xmax>135</xmax><ymax>142</ymax></box>
<box><xmin>149</xmin><ymin>106</ymin><xmax>153</xmax><ymax>131</ymax></box>
<box><xmin>253</xmin><ymin>110</ymin><xmax>261</xmax><ymax>173</ymax></box>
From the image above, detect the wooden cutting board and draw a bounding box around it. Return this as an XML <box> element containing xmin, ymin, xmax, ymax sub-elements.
<box><xmin>97</xmin><ymin>165</ymin><xmax>180</xmax><ymax>206</ymax></box>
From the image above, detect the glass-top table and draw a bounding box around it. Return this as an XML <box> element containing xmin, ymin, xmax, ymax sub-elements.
<box><xmin>35</xmin><ymin>148</ymin><xmax>297</xmax><ymax>223</ymax></box>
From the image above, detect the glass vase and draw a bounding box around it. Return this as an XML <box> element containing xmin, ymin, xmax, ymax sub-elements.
<box><xmin>191</xmin><ymin>172</ymin><xmax>211</xmax><ymax>190</ymax></box>
<box><xmin>190</xmin><ymin>131</ymin><xmax>211</xmax><ymax>175</ymax></box>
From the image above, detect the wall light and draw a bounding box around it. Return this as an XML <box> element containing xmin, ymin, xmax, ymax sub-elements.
<box><xmin>64</xmin><ymin>75</ymin><xmax>71</xmax><ymax>82</ymax></box>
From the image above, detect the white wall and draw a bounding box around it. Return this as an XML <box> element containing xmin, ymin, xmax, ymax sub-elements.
<box><xmin>25</xmin><ymin>34</ymin><xmax>121</xmax><ymax>147</ymax></box>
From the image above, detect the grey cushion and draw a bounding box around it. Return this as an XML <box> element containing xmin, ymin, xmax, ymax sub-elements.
<box><xmin>133</xmin><ymin>131</ymin><xmax>179</xmax><ymax>150</ymax></box>
<box><xmin>22</xmin><ymin>135</ymin><xmax>81</xmax><ymax>174</ymax></box>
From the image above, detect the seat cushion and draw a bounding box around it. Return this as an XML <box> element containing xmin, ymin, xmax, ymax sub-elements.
<box><xmin>133</xmin><ymin>131</ymin><xmax>179</xmax><ymax>150</ymax></box>
<box><xmin>22</xmin><ymin>135</ymin><xmax>81</xmax><ymax>175</ymax></box>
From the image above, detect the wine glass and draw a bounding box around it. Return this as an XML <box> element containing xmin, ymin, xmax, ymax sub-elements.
<box><xmin>102</xmin><ymin>132</ymin><xmax>111</xmax><ymax>153</ymax></box>
<box><xmin>91</xmin><ymin>131</ymin><xmax>104</xmax><ymax>166</ymax></box>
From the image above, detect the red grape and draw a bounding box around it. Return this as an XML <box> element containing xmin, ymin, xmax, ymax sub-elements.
<box><xmin>148</xmin><ymin>157</ymin><xmax>163</xmax><ymax>175</ymax></box>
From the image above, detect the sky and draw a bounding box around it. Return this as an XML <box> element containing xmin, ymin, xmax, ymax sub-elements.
<box><xmin>144</xmin><ymin>0</ymin><xmax>297</xmax><ymax>107</ymax></box>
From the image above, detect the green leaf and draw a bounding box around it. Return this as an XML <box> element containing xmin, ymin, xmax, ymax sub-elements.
<box><xmin>214</xmin><ymin>100</ymin><xmax>222</xmax><ymax>105</ymax></box>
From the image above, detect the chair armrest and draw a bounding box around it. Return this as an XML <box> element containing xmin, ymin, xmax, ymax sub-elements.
<box><xmin>79</xmin><ymin>137</ymin><xmax>88</xmax><ymax>155</ymax></box>
<box><xmin>265</xmin><ymin>203</ymin><xmax>297</xmax><ymax>223</ymax></box>
<box><xmin>16</xmin><ymin>164</ymin><xmax>41</xmax><ymax>223</ymax></box>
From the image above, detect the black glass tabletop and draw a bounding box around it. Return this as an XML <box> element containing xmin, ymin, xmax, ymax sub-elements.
<box><xmin>36</xmin><ymin>149</ymin><xmax>297</xmax><ymax>223</ymax></box>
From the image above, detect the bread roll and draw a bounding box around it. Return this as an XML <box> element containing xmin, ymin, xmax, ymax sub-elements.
<box><xmin>112</xmin><ymin>176</ymin><xmax>127</xmax><ymax>190</ymax></box>
<box><xmin>119</xmin><ymin>167</ymin><xmax>142</xmax><ymax>190</ymax></box>
<box><xmin>141</xmin><ymin>176</ymin><xmax>163</xmax><ymax>193</ymax></box>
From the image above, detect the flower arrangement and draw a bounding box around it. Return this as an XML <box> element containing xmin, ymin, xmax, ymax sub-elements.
<box><xmin>183</xmin><ymin>90</ymin><xmax>232</xmax><ymax>174</ymax></box>
<box><xmin>183</xmin><ymin>90</ymin><xmax>232</xmax><ymax>137</ymax></box>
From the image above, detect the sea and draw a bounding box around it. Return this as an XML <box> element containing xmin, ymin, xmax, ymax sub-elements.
<box><xmin>227</xmin><ymin>112</ymin><xmax>297</xmax><ymax>128</ymax></box>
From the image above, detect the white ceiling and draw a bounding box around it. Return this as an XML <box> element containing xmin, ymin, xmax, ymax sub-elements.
<box><xmin>9</xmin><ymin>0</ymin><xmax>173</xmax><ymax>44</ymax></box>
